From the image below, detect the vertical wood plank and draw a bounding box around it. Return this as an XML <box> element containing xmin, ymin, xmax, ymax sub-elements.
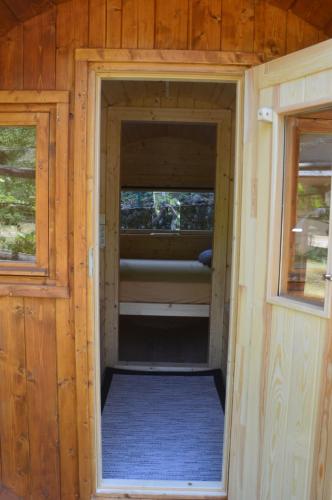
<box><xmin>155</xmin><ymin>0</ymin><xmax>189</xmax><ymax>49</ymax></box>
<box><xmin>238</xmin><ymin>86</ymin><xmax>274</xmax><ymax>499</ymax></box>
<box><xmin>189</xmin><ymin>0</ymin><xmax>222</xmax><ymax>50</ymax></box>
<box><xmin>56</xmin><ymin>299</ymin><xmax>79</xmax><ymax>500</ymax></box>
<box><xmin>106</xmin><ymin>0</ymin><xmax>122</xmax><ymax>48</ymax></box>
<box><xmin>209</xmin><ymin>115</ymin><xmax>232</xmax><ymax>368</ymax></box>
<box><xmin>138</xmin><ymin>0</ymin><xmax>155</xmax><ymax>48</ymax></box>
<box><xmin>56</xmin><ymin>6</ymin><xmax>79</xmax><ymax>497</ymax></box>
<box><xmin>122</xmin><ymin>0</ymin><xmax>138</xmax><ymax>48</ymax></box>
<box><xmin>0</xmin><ymin>25</ymin><xmax>23</xmax><ymax>90</ymax></box>
<box><xmin>73</xmin><ymin>0</ymin><xmax>89</xmax><ymax>48</ymax></box>
<box><xmin>24</xmin><ymin>298</ymin><xmax>60</xmax><ymax>499</ymax></box>
<box><xmin>89</xmin><ymin>0</ymin><xmax>107</xmax><ymax>48</ymax></box>
<box><xmin>221</xmin><ymin>0</ymin><xmax>254</xmax><ymax>52</ymax></box>
<box><xmin>104</xmin><ymin>110</ymin><xmax>121</xmax><ymax>367</ymax></box>
<box><xmin>253</xmin><ymin>0</ymin><xmax>265</xmax><ymax>56</ymax></box>
<box><xmin>56</xmin><ymin>1</ymin><xmax>75</xmax><ymax>91</ymax></box>
<box><xmin>0</xmin><ymin>298</ymin><xmax>29</xmax><ymax>498</ymax></box>
<box><xmin>99</xmin><ymin>96</ymin><xmax>108</xmax><ymax>375</ymax></box>
<box><xmin>260</xmin><ymin>308</ymin><xmax>295</xmax><ymax>500</ymax></box>
<box><xmin>282</xmin><ymin>315</ymin><xmax>325</xmax><ymax>500</ymax></box>
<box><xmin>229</xmin><ymin>68</ymin><xmax>260</xmax><ymax>500</ymax></box>
<box><xmin>121</xmin><ymin>0</ymin><xmax>155</xmax><ymax>49</ymax></box>
<box><xmin>54</xmin><ymin>102</ymin><xmax>69</xmax><ymax>287</ymax></box>
<box><xmin>263</xmin><ymin>3</ymin><xmax>287</xmax><ymax>61</ymax></box>
<box><xmin>73</xmin><ymin>60</ymin><xmax>91</xmax><ymax>500</ymax></box>
<box><xmin>23</xmin><ymin>9</ymin><xmax>56</xmax><ymax>90</ymax></box>
<box><xmin>311</xmin><ymin>321</ymin><xmax>332</xmax><ymax>500</ymax></box>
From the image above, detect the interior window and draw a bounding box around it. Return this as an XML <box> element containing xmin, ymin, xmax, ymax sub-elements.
<box><xmin>120</xmin><ymin>190</ymin><xmax>214</xmax><ymax>232</ymax></box>
<box><xmin>0</xmin><ymin>126</ymin><xmax>36</xmax><ymax>262</ymax></box>
<box><xmin>280</xmin><ymin>118</ymin><xmax>332</xmax><ymax>306</ymax></box>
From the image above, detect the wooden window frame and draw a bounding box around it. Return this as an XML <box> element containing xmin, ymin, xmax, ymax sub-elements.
<box><xmin>0</xmin><ymin>112</ymin><xmax>49</xmax><ymax>276</ymax></box>
<box><xmin>267</xmin><ymin>113</ymin><xmax>332</xmax><ymax>317</ymax></box>
<box><xmin>0</xmin><ymin>91</ymin><xmax>69</xmax><ymax>298</ymax></box>
<box><xmin>280</xmin><ymin>117</ymin><xmax>332</xmax><ymax>308</ymax></box>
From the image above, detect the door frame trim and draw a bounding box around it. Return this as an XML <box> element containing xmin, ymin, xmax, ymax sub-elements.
<box><xmin>73</xmin><ymin>49</ymin><xmax>246</xmax><ymax>499</ymax></box>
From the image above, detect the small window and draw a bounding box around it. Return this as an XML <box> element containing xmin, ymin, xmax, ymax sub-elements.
<box><xmin>280</xmin><ymin>118</ymin><xmax>332</xmax><ymax>307</ymax></box>
<box><xmin>0</xmin><ymin>93</ymin><xmax>69</xmax><ymax>297</ymax></box>
<box><xmin>0</xmin><ymin>126</ymin><xmax>37</xmax><ymax>262</ymax></box>
<box><xmin>0</xmin><ymin>114</ymin><xmax>49</xmax><ymax>275</ymax></box>
<box><xmin>120</xmin><ymin>190</ymin><xmax>214</xmax><ymax>232</ymax></box>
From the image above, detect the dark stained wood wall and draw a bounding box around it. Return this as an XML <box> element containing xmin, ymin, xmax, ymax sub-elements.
<box><xmin>0</xmin><ymin>1</ymin><xmax>329</xmax><ymax>499</ymax></box>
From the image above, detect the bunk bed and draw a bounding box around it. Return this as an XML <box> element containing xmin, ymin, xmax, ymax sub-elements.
<box><xmin>119</xmin><ymin>258</ymin><xmax>211</xmax><ymax>317</ymax></box>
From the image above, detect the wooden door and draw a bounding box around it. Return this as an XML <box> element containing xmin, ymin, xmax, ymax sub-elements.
<box><xmin>229</xmin><ymin>39</ymin><xmax>332</xmax><ymax>500</ymax></box>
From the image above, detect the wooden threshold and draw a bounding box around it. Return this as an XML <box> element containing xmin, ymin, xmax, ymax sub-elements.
<box><xmin>93</xmin><ymin>494</ymin><xmax>227</xmax><ymax>500</ymax></box>
<box><xmin>94</xmin><ymin>494</ymin><xmax>227</xmax><ymax>499</ymax></box>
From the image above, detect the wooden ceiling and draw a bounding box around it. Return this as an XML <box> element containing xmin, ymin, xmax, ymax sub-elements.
<box><xmin>102</xmin><ymin>81</ymin><xmax>237</xmax><ymax>110</ymax></box>
<box><xmin>0</xmin><ymin>0</ymin><xmax>332</xmax><ymax>39</ymax></box>
<box><xmin>269</xmin><ymin>0</ymin><xmax>332</xmax><ymax>36</ymax></box>
<box><xmin>0</xmin><ymin>0</ymin><xmax>66</xmax><ymax>37</ymax></box>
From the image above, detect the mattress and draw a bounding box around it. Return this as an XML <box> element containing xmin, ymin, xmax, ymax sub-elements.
<box><xmin>120</xmin><ymin>259</ymin><xmax>211</xmax><ymax>283</ymax></box>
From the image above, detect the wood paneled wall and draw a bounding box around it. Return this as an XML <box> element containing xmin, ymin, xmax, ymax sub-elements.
<box><xmin>0</xmin><ymin>0</ymin><xmax>329</xmax><ymax>93</ymax></box>
<box><xmin>0</xmin><ymin>1</ymin><xmax>329</xmax><ymax>499</ymax></box>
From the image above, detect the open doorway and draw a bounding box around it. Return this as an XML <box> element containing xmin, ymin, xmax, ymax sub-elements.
<box><xmin>97</xmin><ymin>80</ymin><xmax>237</xmax><ymax>492</ymax></box>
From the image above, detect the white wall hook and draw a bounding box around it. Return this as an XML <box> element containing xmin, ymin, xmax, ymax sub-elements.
<box><xmin>257</xmin><ymin>107</ymin><xmax>273</xmax><ymax>123</ymax></box>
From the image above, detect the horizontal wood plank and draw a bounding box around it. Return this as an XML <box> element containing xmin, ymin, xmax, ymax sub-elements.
<box><xmin>0</xmin><ymin>285</ymin><xmax>69</xmax><ymax>298</ymax></box>
<box><xmin>0</xmin><ymin>90</ymin><xmax>69</xmax><ymax>103</ymax></box>
<box><xmin>75</xmin><ymin>47</ymin><xmax>263</xmax><ymax>64</ymax></box>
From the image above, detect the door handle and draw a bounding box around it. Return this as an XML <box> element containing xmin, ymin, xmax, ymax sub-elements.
<box><xmin>322</xmin><ymin>273</ymin><xmax>332</xmax><ymax>281</ymax></box>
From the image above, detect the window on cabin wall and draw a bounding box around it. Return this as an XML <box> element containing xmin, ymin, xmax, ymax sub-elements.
<box><xmin>0</xmin><ymin>97</ymin><xmax>69</xmax><ymax>296</ymax></box>
<box><xmin>120</xmin><ymin>121</ymin><xmax>216</xmax><ymax>235</ymax></box>
<box><xmin>0</xmin><ymin>126</ymin><xmax>37</xmax><ymax>261</ymax></box>
<box><xmin>0</xmin><ymin>114</ymin><xmax>49</xmax><ymax>274</ymax></box>
<box><xmin>0</xmin><ymin>113</ymin><xmax>49</xmax><ymax>275</ymax></box>
<box><xmin>120</xmin><ymin>190</ymin><xmax>215</xmax><ymax>233</ymax></box>
<box><xmin>280</xmin><ymin>117</ymin><xmax>332</xmax><ymax>307</ymax></box>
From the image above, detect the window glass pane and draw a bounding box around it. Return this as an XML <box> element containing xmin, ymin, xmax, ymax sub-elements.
<box><xmin>0</xmin><ymin>126</ymin><xmax>36</xmax><ymax>262</ymax></box>
<box><xmin>121</xmin><ymin>191</ymin><xmax>214</xmax><ymax>232</ymax></box>
<box><xmin>282</xmin><ymin>130</ymin><xmax>332</xmax><ymax>306</ymax></box>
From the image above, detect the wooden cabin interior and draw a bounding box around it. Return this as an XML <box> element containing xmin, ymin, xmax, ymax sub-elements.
<box><xmin>1</xmin><ymin>1</ymin><xmax>332</xmax><ymax>499</ymax></box>
<box><xmin>99</xmin><ymin>81</ymin><xmax>235</xmax><ymax>372</ymax></box>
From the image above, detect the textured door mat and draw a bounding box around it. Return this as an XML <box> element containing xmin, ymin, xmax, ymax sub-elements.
<box><xmin>102</xmin><ymin>370</ymin><xmax>224</xmax><ymax>481</ymax></box>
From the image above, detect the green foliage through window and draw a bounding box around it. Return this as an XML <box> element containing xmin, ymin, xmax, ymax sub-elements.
<box><xmin>121</xmin><ymin>191</ymin><xmax>214</xmax><ymax>232</ymax></box>
<box><xmin>0</xmin><ymin>126</ymin><xmax>36</xmax><ymax>261</ymax></box>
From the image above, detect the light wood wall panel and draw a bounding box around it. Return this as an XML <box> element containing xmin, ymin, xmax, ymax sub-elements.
<box><xmin>229</xmin><ymin>58</ymin><xmax>332</xmax><ymax>500</ymax></box>
<box><xmin>0</xmin><ymin>1</ymin><xmax>330</xmax><ymax>499</ymax></box>
<box><xmin>260</xmin><ymin>307</ymin><xmax>326</xmax><ymax>500</ymax></box>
